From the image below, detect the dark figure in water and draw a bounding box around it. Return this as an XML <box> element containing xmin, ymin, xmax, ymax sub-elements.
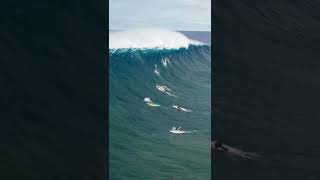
<box><xmin>214</xmin><ymin>139</ymin><xmax>228</xmax><ymax>151</ymax></box>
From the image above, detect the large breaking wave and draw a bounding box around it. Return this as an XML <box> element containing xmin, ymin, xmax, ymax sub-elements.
<box><xmin>109</xmin><ymin>29</ymin><xmax>211</xmax><ymax>179</ymax></box>
<box><xmin>109</xmin><ymin>28</ymin><xmax>205</xmax><ymax>50</ymax></box>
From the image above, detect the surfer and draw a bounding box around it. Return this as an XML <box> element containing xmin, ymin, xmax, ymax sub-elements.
<box><xmin>177</xmin><ymin>106</ymin><xmax>182</xmax><ymax>111</ymax></box>
<box><xmin>156</xmin><ymin>85</ymin><xmax>166</xmax><ymax>92</ymax></box>
<box><xmin>162</xmin><ymin>57</ymin><xmax>170</xmax><ymax>66</ymax></box>
<box><xmin>143</xmin><ymin>97</ymin><xmax>160</xmax><ymax>107</ymax></box>
<box><xmin>144</xmin><ymin>97</ymin><xmax>152</xmax><ymax>103</ymax></box>
<box><xmin>156</xmin><ymin>84</ymin><xmax>176</xmax><ymax>97</ymax></box>
<box><xmin>154</xmin><ymin>64</ymin><xmax>160</xmax><ymax>76</ymax></box>
<box><xmin>172</xmin><ymin>105</ymin><xmax>191</xmax><ymax>112</ymax></box>
<box><xmin>170</xmin><ymin>127</ymin><xmax>190</xmax><ymax>134</ymax></box>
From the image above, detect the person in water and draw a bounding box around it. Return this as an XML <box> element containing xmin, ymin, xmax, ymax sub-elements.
<box><xmin>214</xmin><ymin>139</ymin><xmax>228</xmax><ymax>151</ymax></box>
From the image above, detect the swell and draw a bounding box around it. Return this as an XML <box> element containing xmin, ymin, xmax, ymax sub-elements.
<box><xmin>109</xmin><ymin>45</ymin><xmax>211</xmax><ymax>108</ymax></box>
<box><xmin>109</xmin><ymin>45</ymin><xmax>211</xmax><ymax>179</ymax></box>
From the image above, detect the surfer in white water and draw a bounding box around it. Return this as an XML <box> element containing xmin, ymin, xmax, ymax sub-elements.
<box><xmin>156</xmin><ymin>84</ymin><xmax>166</xmax><ymax>92</ymax></box>
<box><xmin>156</xmin><ymin>84</ymin><xmax>176</xmax><ymax>97</ymax></box>
<box><xmin>143</xmin><ymin>97</ymin><xmax>160</xmax><ymax>107</ymax></box>
<box><xmin>170</xmin><ymin>127</ymin><xmax>191</xmax><ymax>134</ymax></box>
<box><xmin>162</xmin><ymin>57</ymin><xmax>170</xmax><ymax>66</ymax></box>
<box><xmin>154</xmin><ymin>64</ymin><xmax>160</xmax><ymax>76</ymax></box>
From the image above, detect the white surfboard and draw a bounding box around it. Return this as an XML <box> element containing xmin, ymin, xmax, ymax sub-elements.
<box><xmin>172</xmin><ymin>105</ymin><xmax>192</xmax><ymax>112</ymax></box>
<box><xmin>169</xmin><ymin>127</ymin><xmax>191</xmax><ymax>134</ymax></box>
<box><xmin>147</xmin><ymin>102</ymin><xmax>161</xmax><ymax>107</ymax></box>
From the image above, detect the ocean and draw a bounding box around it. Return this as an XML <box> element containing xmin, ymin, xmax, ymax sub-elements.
<box><xmin>213</xmin><ymin>1</ymin><xmax>320</xmax><ymax>179</ymax></box>
<box><xmin>0</xmin><ymin>1</ymin><xmax>107</xmax><ymax>179</ymax></box>
<box><xmin>109</xmin><ymin>29</ymin><xmax>211</xmax><ymax>180</ymax></box>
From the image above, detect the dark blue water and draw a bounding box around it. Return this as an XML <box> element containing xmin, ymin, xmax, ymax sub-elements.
<box><xmin>109</xmin><ymin>31</ymin><xmax>211</xmax><ymax>180</ymax></box>
<box><xmin>0</xmin><ymin>1</ymin><xmax>107</xmax><ymax>179</ymax></box>
<box><xmin>213</xmin><ymin>1</ymin><xmax>320</xmax><ymax>179</ymax></box>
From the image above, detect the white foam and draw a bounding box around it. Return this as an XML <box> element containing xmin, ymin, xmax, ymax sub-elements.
<box><xmin>109</xmin><ymin>28</ymin><xmax>205</xmax><ymax>50</ymax></box>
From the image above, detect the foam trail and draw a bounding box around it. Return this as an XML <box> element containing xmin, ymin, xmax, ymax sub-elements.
<box><xmin>109</xmin><ymin>28</ymin><xmax>205</xmax><ymax>50</ymax></box>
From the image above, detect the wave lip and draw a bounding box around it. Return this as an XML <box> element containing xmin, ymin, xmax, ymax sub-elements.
<box><xmin>109</xmin><ymin>28</ymin><xmax>205</xmax><ymax>50</ymax></box>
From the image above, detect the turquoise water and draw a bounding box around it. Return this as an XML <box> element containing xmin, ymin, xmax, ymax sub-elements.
<box><xmin>109</xmin><ymin>32</ymin><xmax>211</xmax><ymax>180</ymax></box>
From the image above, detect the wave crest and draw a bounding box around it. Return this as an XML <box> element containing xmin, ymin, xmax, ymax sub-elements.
<box><xmin>109</xmin><ymin>28</ymin><xmax>205</xmax><ymax>50</ymax></box>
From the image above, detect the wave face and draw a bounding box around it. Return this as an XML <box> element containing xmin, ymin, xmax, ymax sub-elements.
<box><xmin>109</xmin><ymin>31</ymin><xmax>211</xmax><ymax>179</ymax></box>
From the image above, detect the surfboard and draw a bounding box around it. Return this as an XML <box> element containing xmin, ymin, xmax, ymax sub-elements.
<box><xmin>147</xmin><ymin>102</ymin><xmax>160</xmax><ymax>107</ymax></box>
<box><xmin>172</xmin><ymin>105</ymin><xmax>191</xmax><ymax>112</ymax></box>
<box><xmin>169</xmin><ymin>130</ymin><xmax>191</xmax><ymax>134</ymax></box>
